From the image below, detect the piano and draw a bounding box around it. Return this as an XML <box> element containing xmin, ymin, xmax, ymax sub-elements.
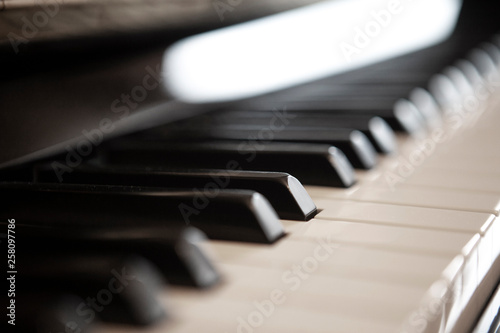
<box><xmin>1</xmin><ymin>0</ymin><xmax>500</xmax><ymax>332</ymax></box>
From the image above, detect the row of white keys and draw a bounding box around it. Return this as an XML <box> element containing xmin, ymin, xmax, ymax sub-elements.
<box><xmin>356</xmin><ymin>118</ymin><xmax>500</xmax><ymax>194</ymax></box>
<box><xmin>314</xmin><ymin>200</ymin><xmax>499</xmax><ymax>288</ymax></box>
<box><xmin>166</xmin><ymin>238</ymin><xmax>455</xmax><ymax>333</ymax></box>
<box><xmin>282</xmin><ymin>218</ymin><xmax>474</xmax><ymax>256</ymax></box>
<box><xmin>208</xmin><ymin>239</ymin><xmax>453</xmax><ymax>288</ymax></box>
<box><xmin>306</xmin><ymin>183</ymin><xmax>500</xmax><ymax>215</ymax></box>
<box><xmin>94</xmin><ymin>169</ymin><xmax>496</xmax><ymax>327</ymax></box>
<box><xmin>96</xmin><ymin>225</ymin><xmax>467</xmax><ymax>333</ymax></box>
<box><xmin>304</xmin><ymin>201</ymin><xmax>498</xmax><ymax>332</ymax></box>
<box><xmin>98</xmin><ymin>245</ymin><xmax>440</xmax><ymax>333</ymax></box>
<box><xmin>309</xmin><ymin>209</ymin><xmax>497</xmax><ymax>326</ymax></box>
<box><xmin>305</xmin><ymin>98</ymin><xmax>500</xmax><ymax>332</ymax></box>
<box><xmin>283</xmin><ymin>216</ymin><xmax>489</xmax><ymax>330</ymax></box>
<box><xmin>309</xmin><ymin>126</ymin><xmax>500</xmax><ymax>214</ymax></box>
<box><xmin>423</xmin><ymin>155</ymin><xmax>500</xmax><ymax>174</ymax></box>
<box><xmin>170</xmin><ymin>263</ymin><xmax>426</xmax><ymax>331</ymax></box>
<box><xmin>314</xmin><ymin>199</ymin><xmax>493</xmax><ymax>233</ymax></box>
<box><xmin>380</xmin><ymin>84</ymin><xmax>500</xmax><ymax>173</ymax></box>
<box><xmin>360</xmin><ymin>162</ymin><xmax>500</xmax><ymax>195</ymax></box>
<box><xmin>400</xmin><ymin>167</ymin><xmax>500</xmax><ymax>194</ymax></box>
<box><xmin>345</xmin><ymin>119</ymin><xmax>500</xmax><ymax>196</ymax></box>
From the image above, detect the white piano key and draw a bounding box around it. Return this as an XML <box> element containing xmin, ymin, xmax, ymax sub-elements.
<box><xmin>356</xmin><ymin>161</ymin><xmax>500</xmax><ymax>195</ymax></box>
<box><xmin>354</xmin><ymin>135</ymin><xmax>478</xmax><ymax>183</ymax></box>
<box><xmin>459</xmin><ymin>234</ymin><xmax>480</xmax><ymax>312</ymax></box>
<box><xmin>471</xmin><ymin>283</ymin><xmax>500</xmax><ymax>333</ymax></box>
<box><xmin>283</xmin><ymin>217</ymin><xmax>484</xmax><ymax>320</ymax></box>
<box><xmin>490</xmin><ymin>217</ymin><xmax>500</xmax><ymax>262</ymax></box>
<box><xmin>440</xmin><ymin>256</ymin><xmax>464</xmax><ymax>332</ymax></box>
<box><xmin>262</xmin><ymin>307</ymin><xmax>399</xmax><ymax>333</ymax></box>
<box><xmin>476</xmin><ymin>216</ymin><xmax>500</xmax><ymax>287</ymax></box>
<box><xmin>361</xmin><ymin>131</ymin><xmax>500</xmax><ymax>188</ymax></box>
<box><xmin>208</xmin><ymin>239</ymin><xmax>454</xmax><ymax>289</ymax></box>
<box><xmin>225</xmin><ymin>265</ymin><xmax>426</xmax><ymax>318</ymax></box>
<box><xmin>312</xmin><ymin>200</ymin><xmax>498</xmax><ymax>328</ymax></box>
<box><xmin>163</xmin><ymin>265</ymin><xmax>426</xmax><ymax>333</ymax></box>
<box><xmin>395</xmin><ymin>168</ymin><xmax>500</xmax><ymax>194</ymax></box>
<box><xmin>164</xmin><ymin>299</ymin><xmax>401</xmax><ymax>333</ymax></box>
<box><xmin>401</xmin><ymin>279</ymin><xmax>451</xmax><ymax>333</ymax></box>
<box><xmin>313</xmin><ymin>199</ymin><xmax>494</xmax><ymax>233</ymax></box>
<box><xmin>149</xmin><ymin>244</ymin><xmax>460</xmax><ymax>332</ymax></box>
<box><xmin>305</xmin><ymin>184</ymin><xmax>500</xmax><ymax>215</ymax></box>
<box><xmin>439</xmin><ymin>135</ymin><xmax>500</xmax><ymax>158</ymax></box>
<box><xmin>281</xmin><ymin>218</ymin><xmax>473</xmax><ymax>256</ymax></box>
<box><xmin>422</xmin><ymin>154</ymin><xmax>500</xmax><ymax>174</ymax></box>
<box><xmin>450</xmin><ymin>255</ymin><xmax>500</xmax><ymax>333</ymax></box>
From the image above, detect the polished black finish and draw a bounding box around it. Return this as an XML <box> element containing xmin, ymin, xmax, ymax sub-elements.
<box><xmin>101</xmin><ymin>140</ymin><xmax>356</xmax><ymax>187</ymax></box>
<box><xmin>145</xmin><ymin>125</ymin><xmax>377</xmax><ymax>169</ymax></box>
<box><xmin>179</xmin><ymin>111</ymin><xmax>396</xmax><ymax>154</ymax></box>
<box><xmin>0</xmin><ymin>183</ymin><xmax>284</xmax><ymax>243</ymax></box>
<box><xmin>9</xmin><ymin>253</ymin><xmax>166</xmax><ymax>325</ymax></box>
<box><xmin>17</xmin><ymin>224</ymin><xmax>220</xmax><ymax>288</ymax></box>
<box><xmin>35</xmin><ymin>165</ymin><xmax>317</xmax><ymax>221</ymax></box>
<box><xmin>236</xmin><ymin>98</ymin><xmax>425</xmax><ymax>134</ymax></box>
<box><xmin>0</xmin><ymin>293</ymin><xmax>95</xmax><ymax>333</ymax></box>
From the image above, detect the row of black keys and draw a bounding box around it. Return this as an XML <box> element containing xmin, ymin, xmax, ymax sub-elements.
<box><xmin>92</xmin><ymin>34</ymin><xmax>500</xmax><ymax>187</ymax></box>
<box><xmin>1</xmin><ymin>167</ymin><xmax>317</xmax><ymax>332</ymax></box>
<box><xmin>3</xmin><ymin>33</ymin><xmax>500</xmax><ymax>333</ymax></box>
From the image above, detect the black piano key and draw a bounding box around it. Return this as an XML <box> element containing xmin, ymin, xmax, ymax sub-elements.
<box><xmin>321</xmin><ymin>69</ymin><xmax>434</xmax><ymax>86</ymax></box>
<box><xmin>265</xmin><ymin>83</ymin><xmax>417</xmax><ymax>100</ymax></box>
<box><xmin>237</xmin><ymin>98</ymin><xmax>426</xmax><ymax>134</ymax></box>
<box><xmin>0</xmin><ymin>183</ymin><xmax>284</xmax><ymax>244</ymax></box>
<box><xmin>18</xmin><ymin>225</ymin><xmax>220</xmax><ymax>288</ymax></box>
<box><xmin>186</xmin><ymin>111</ymin><xmax>396</xmax><ymax>154</ymax></box>
<box><xmin>492</xmin><ymin>34</ymin><xmax>500</xmax><ymax>50</ymax></box>
<box><xmin>14</xmin><ymin>253</ymin><xmax>166</xmax><ymax>326</ymax></box>
<box><xmin>150</xmin><ymin>128</ymin><xmax>376</xmax><ymax>170</ymax></box>
<box><xmin>1</xmin><ymin>293</ymin><xmax>95</xmax><ymax>333</ymax></box>
<box><xmin>101</xmin><ymin>140</ymin><xmax>356</xmax><ymax>187</ymax></box>
<box><xmin>35</xmin><ymin>165</ymin><xmax>317</xmax><ymax>221</ymax></box>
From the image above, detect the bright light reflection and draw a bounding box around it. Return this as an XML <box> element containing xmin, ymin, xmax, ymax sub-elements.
<box><xmin>164</xmin><ymin>0</ymin><xmax>462</xmax><ymax>103</ymax></box>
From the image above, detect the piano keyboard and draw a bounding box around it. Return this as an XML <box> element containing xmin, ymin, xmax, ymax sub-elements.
<box><xmin>2</xmin><ymin>3</ymin><xmax>500</xmax><ymax>333</ymax></box>
<box><xmin>92</xmin><ymin>58</ymin><xmax>500</xmax><ymax>333</ymax></box>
